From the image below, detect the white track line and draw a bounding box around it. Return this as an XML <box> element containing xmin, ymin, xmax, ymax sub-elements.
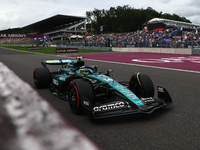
<box><xmin>2</xmin><ymin>47</ymin><xmax>200</xmax><ymax>74</ymax></box>
<box><xmin>61</xmin><ymin>56</ymin><xmax>200</xmax><ymax>74</ymax></box>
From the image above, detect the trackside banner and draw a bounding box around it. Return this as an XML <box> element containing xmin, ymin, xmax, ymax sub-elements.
<box><xmin>56</xmin><ymin>48</ymin><xmax>78</xmax><ymax>53</ymax></box>
<box><xmin>0</xmin><ymin>34</ymin><xmax>43</xmax><ymax>38</ymax></box>
<box><xmin>27</xmin><ymin>46</ymin><xmax>41</xmax><ymax>50</ymax></box>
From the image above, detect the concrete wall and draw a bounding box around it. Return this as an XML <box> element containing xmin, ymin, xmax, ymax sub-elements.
<box><xmin>0</xmin><ymin>62</ymin><xmax>99</xmax><ymax>150</ymax></box>
<box><xmin>52</xmin><ymin>45</ymin><xmax>192</xmax><ymax>54</ymax></box>
<box><xmin>51</xmin><ymin>44</ymin><xmax>111</xmax><ymax>51</ymax></box>
<box><xmin>1</xmin><ymin>44</ymin><xmax>193</xmax><ymax>54</ymax></box>
<box><xmin>111</xmin><ymin>47</ymin><xmax>192</xmax><ymax>55</ymax></box>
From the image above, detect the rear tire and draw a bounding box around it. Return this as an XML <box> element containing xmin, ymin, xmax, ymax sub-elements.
<box><xmin>33</xmin><ymin>67</ymin><xmax>51</xmax><ymax>88</ymax></box>
<box><xmin>68</xmin><ymin>79</ymin><xmax>94</xmax><ymax>115</ymax></box>
<box><xmin>129</xmin><ymin>73</ymin><xmax>154</xmax><ymax>98</ymax></box>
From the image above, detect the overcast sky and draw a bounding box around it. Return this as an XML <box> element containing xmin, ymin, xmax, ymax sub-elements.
<box><xmin>0</xmin><ymin>0</ymin><xmax>200</xmax><ymax>31</ymax></box>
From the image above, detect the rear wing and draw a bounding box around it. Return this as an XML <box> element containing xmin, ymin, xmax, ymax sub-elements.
<box><xmin>41</xmin><ymin>59</ymin><xmax>72</xmax><ymax>68</ymax></box>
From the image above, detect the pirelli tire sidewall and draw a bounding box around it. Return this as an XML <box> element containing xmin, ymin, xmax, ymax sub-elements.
<box><xmin>33</xmin><ymin>67</ymin><xmax>51</xmax><ymax>89</ymax></box>
<box><xmin>129</xmin><ymin>73</ymin><xmax>141</xmax><ymax>97</ymax></box>
<box><xmin>68</xmin><ymin>79</ymin><xmax>95</xmax><ymax>116</ymax></box>
<box><xmin>138</xmin><ymin>73</ymin><xmax>154</xmax><ymax>98</ymax></box>
<box><xmin>129</xmin><ymin>73</ymin><xmax>154</xmax><ymax>98</ymax></box>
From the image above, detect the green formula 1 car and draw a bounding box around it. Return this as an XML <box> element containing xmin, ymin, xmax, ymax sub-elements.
<box><xmin>33</xmin><ymin>57</ymin><xmax>172</xmax><ymax>119</ymax></box>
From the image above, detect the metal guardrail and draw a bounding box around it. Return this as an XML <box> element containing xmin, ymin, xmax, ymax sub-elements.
<box><xmin>0</xmin><ymin>35</ymin><xmax>198</xmax><ymax>49</ymax></box>
<box><xmin>48</xmin><ymin>40</ymin><xmax>197</xmax><ymax>49</ymax></box>
<box><xmin>1</xmin><ymin>38</ymin><xmax>198</xmax><ymax>52</ymax></box>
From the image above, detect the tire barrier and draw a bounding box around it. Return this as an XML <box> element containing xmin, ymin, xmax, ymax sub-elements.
<box><xmin>0</xmin><ymin>62</ymin><xmax>99</xmax><ymax>150</ymax></box>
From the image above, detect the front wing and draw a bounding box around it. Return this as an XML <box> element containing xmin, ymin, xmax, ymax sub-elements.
<box><xmin>82</xmin><ymin>86</ymin><xmax>172</xmax><ymax>119</ymax></box>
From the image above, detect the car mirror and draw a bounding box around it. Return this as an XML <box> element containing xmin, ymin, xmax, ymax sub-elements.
<box><xmin>106</xmin><ymin>69</ymin><xmax>113</xmax><ymax>76</ymax></box>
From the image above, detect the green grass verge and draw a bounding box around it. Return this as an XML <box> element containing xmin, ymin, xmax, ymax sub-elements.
<box><xmin>0</xmin><ymin>46</ymin><xmax>111</xmax><ymax>54</ymax></box>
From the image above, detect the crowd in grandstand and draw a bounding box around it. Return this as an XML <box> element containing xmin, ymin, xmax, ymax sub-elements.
<box><xmin>1</xmin><ymin>23</ymin><xmax>200</xmax><ymax>48</ymax></box>
<box><xmin>83</xmin><ymin>26</ymin><xmax>200</xmax><ymax>48</ymax></box>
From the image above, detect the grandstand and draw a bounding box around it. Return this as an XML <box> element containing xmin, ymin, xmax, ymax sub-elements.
<box><xmin>144</xmin><ymin>18</ymin><xmax>200</xmax><ymax>31</ymax></box>
<box><xmin>1</xmin><ymin>15</ymin><xmax>200</xmax><ymax>49</ymax></box>
<box><xmin>22</xmin><ymin>14</ymin><xmax>87</xmax><ymax>40</ymax></box>
<box><xmin>0</xmin><ymin>14</ymin><xmax>87</xmax><ymax>45</ymax></box>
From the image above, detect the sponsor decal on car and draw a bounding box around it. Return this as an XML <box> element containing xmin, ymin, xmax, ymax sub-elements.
<box><xmin>103</xmin><ymin>78</ymin><xmax>113</xmax><ymax>82</ymax></box>
<box><xmin>83</xmin><ymin>101</ymin><xmax>90</xmax><ymax>106</ymax></box>
<box><xmin>46</xmin><ymin>60</ymin><xmax>61</xmax><ymax>63</ymax></box>
<box><xmin>53</xmin><ymin>79</ymin><xmax>59</xmax><ymax>85</ymax></box>
<box><xmin>61</xmin><ymin>60</ymin><xmax>72</xmax><ymax>63</ymax></box>
<box><xmin>93</xmin><ymin>102</ymin><xmax>125</xmax><ymax>112</ymax></box>
<box><xmin>59</xmin><ymin>77</ymin><xmax>65</xmax><ymax>81</ymax></box>
<box><xmin>158</xmin><ymin>87</ymin><xmax>164</xmax><ymax>92</ymax></box>
<box><xmin>141</xmin><ymin>97</ymin><xmax>156</xmax><ymax>103</ymax></box>
<box><xmin>129</xmin><ymin>95</ymin><xmax>135</xmax><ymax>99</ymax></box>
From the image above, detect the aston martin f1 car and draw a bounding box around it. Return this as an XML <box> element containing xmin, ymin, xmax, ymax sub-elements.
<box><xmin>33</xmin><ymin>57</ymin><xmax>172</xmax><ymax>119</ymax></box>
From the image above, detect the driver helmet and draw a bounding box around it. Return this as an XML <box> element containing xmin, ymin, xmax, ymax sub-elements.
<box><xmin>79</xmin><ymin>68</ymin><xmax>93</xmax><ymax>75</ymax></box>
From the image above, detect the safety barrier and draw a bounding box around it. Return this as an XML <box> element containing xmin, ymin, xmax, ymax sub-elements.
<box><xmin>0</xmin><ymin>43</ymin><xmax>193</xmax><ymax>54</ymax></box>
<box><xmin>52</xmin><ymin>44</ymin><xmax>192</xmax><ymax>54</ymax></box>
<box><xmin>111</xmin><ymin>47</ymin><xmax>192</xmax><ymax>55</ymax></box>
<box><xmin>0</xmin><ymin>62</ymin><xmax>99</xmax><ymax>150</ymax></box>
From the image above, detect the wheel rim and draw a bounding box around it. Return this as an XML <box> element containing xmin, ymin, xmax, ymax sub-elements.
<box><xmin>69</xmin><ymin>85</ymin><xmax>79</xmax><ymax>113</ymax></box>
<box><xmin>33</xmin><ymin>69</ymin><xmax>38</xmax><ymax>87</ymax></box>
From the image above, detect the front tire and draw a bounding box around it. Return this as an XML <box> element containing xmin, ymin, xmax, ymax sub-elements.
<box><xmin>68</xmin><ymin>79</ymin><xmax>95</xmax><ymax>115</ymax></box>
<box><xmin>129</xmin><ymin>73</ymin><xmax>154</xmax><ymax>98</ymax></box>
<box><xmin>33</xmin><ymin>67</ymin><xmax>51</xmax><ymax>89</ymax></box>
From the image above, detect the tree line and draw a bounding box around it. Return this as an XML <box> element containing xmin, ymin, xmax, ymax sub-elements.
<box><xmin>86</xmin><ymin>5</ymin><xmax>191</xmax><ymax>34</ymax></box>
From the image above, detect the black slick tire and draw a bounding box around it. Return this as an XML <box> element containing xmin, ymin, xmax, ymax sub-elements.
<box><xmin>33</xmin><ymin>67</ymin><xmax>51</xmax><ymax>89</ymax></box>
<box><xmin>68</xmin><ymin>79</ymin><xmax>94</xmax><ymax>115</ymax></box>
<box><xmin>129</xmin><ymin>73</ymin><xmax>154</xmax><ymax>98</ymax></box>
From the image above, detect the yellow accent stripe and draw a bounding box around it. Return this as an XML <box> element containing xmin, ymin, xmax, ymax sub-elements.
<box><xmin>114</xmin><ymin>91</ymin><xmax>126</xmax><ymax>98</ymax></box>
<box><xmin>137</xmin><ymin>72</ymin><xmax>142</xmax><ymax>86</ymax></box>
<box><xmin>75</xmin><ymin>56</ymin><xmax>83</xmax><ymax>59</ymax></box>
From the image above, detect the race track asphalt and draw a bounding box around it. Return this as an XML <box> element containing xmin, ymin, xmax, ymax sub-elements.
<box><xmin>1</xmin><ymin>47</ymin><xmax>200</xmax><ymax>150</ymax></box>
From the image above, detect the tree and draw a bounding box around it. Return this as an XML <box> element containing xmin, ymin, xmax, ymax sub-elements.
<box><xmin>85</xmin><ymin>5</ymin><xmax>192</xmax><ymax>33</ymax></box>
